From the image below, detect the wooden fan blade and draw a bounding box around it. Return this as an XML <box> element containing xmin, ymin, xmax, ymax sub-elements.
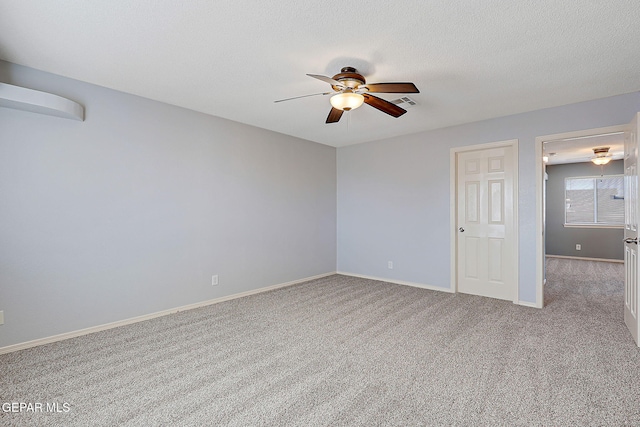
<box><xmin>274</xmin><ymin>92</ymin><xmax>333</xmax><ymax>103</ymax></box>
<box><xmin>307</xmin><ymin>74</ymin><xmax>346</xmax><ymax>89</ymax></box>
<box><xmin>363</xmin><ymin>94</ymin><xmax>407</xmax><ymax>118</ymax></box>
<box><xmin>361</xmin><ymin>83</ymin><xmax>419</xmax><ymax>93</ymax></box>
<box><xmin>326</xmin><ymin>107</ymin><xmax>344</xmax><ymax>123</ymax></box>
<box><xmin>362</xmin><ymin>93</ymin><xmax>407</xmax><ymax>118</ymax></box>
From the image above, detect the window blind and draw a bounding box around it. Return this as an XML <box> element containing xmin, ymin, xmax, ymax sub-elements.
<box><xmin>565</xmin><ymin>175</ymin><xmax>624</xmax><ymax>226</ymax></box>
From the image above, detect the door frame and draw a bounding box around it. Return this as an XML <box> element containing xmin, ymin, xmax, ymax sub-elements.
<box><xmin>450</xmin><ymin>139</ymin><xmax>519</xmax><ymax>303</ymax></box>
<box><xmin>534</xmin><ymin>124</ymin><xmax>627</xmax><ymax>309</ymax></box>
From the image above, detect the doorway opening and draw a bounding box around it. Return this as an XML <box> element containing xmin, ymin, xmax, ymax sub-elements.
<box><xmin>535</xmin><ymin>125</ymin><xmax>626</xmax><ymax>308</ymax></box>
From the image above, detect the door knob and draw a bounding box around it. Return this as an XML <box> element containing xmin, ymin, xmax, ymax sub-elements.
<box><xmin>459</xmin><ymin>227</ymin><xmax>465</xmax><ymax>232</ymax></box>
<box><xmin>624</xmin><ymin>237</ymin><xmax>638</xmax><ymax>244</ymax></box>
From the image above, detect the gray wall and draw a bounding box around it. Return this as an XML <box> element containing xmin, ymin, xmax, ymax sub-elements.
<box><xmin>337</xmin><ymin>92</ymin><xmax>640</xmax><ymax>303</ymax></box>
<box><xmin>545</xmin><ymin>161</ymin><xmax>624</xmax><ymax>260</ymax></box>
<box><xmin>0</xmin><ymin>61</ymin><xmax>336</xmax><ymax>348</ymax></box>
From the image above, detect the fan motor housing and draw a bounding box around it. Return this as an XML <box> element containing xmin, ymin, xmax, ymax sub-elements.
<box><xmin>331</xmin><ymin>66</ymin><xmax>365</xmax><ymax>91</ymax></box>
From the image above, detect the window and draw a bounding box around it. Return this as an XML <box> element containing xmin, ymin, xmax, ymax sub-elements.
<box><xmin>565</xmin><ymin>175</ymin><xmax>624</xmax><ymax>227</ymax></box>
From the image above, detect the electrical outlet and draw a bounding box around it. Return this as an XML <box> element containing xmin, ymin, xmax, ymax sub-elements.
<box><xmin>0</xmin><ymin>311</ymin><xmax>4</xmax><ymax>325</ymax></box>
<box><xmin>212</xmin><ymin>275</ymin><xmax>219</xmax><ymax>286</ymax></box>
<box><xmin>576</xmin><ymin>244</ymin><xmax>581</xmax><ymax>251</ymax></box>
<box><xmin>388</xmin><ymin>261</ymin><xmax>393</xmax><ymax>269</ymax></box>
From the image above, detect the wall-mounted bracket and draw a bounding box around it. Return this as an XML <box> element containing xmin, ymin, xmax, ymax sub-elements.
<box><xmin>0</xmin><ymin>82</ymin><xmax>84</xmax><ymax>121</ymax></box>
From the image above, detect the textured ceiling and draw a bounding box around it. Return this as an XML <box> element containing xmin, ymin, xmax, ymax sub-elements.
<box><xmin>1</xmin><ymin>1</ymin><xmax>639</xmax><ymax>147</ymax></box>
<box><xmin>543</xmin><ymin>132</ymin><xmax>625</xmax><ymax>165</ymax></box>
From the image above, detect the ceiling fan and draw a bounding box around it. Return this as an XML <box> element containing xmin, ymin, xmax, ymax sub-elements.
<box><xmin>275</xmin><ymin>66</ymin><xmax>420</xmax><ymax>124</ymax></box>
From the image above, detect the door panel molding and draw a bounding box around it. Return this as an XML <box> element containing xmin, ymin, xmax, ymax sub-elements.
<box><xmin>450</xmin><ymin>139</ymin><xmax>519</xmax><ymax>303</ymax></box>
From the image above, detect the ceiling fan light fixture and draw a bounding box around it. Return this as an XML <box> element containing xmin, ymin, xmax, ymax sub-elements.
<box><xmin>278</xmin><ymin>67</ymin><xmax>419</xmax><ymax>123</ymax></box>
<box><xmin>330</xmin><ymin>92</ymin><xmax>364</xmax><ymax>111</ymax></box>
<box><xmin>591</xmin><ymin>147</ymin><xmax>612</xmax><ymax>165</ymax></box>
<box><xmin>591</xmin><ymin>157</ymin><xmax>612</xmax><ymax>165</ymax></box>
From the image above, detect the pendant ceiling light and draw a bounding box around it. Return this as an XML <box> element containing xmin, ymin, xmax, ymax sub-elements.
<box><xmin>591</xmin><ymin>147</ymin><xmax>612</xmax><ymax>165</ymax></box>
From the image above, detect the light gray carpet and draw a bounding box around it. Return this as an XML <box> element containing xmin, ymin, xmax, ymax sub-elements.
<box><xmin>2</xmin><ymin>260</ymin><xmax>640</xmax><ymax>426</ymax></box>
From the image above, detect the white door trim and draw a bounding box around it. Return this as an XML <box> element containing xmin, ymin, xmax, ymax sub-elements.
<box><xmin>534</xmin><ymin>125</ymin><xmax>627</xmax><ymax>309</ymax></box>
<box><xmin>450</xmin><ymin>139</ymin><xmax>519</xmax><ymax>303</ymax></box>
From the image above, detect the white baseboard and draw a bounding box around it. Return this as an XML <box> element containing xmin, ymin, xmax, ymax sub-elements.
<box><xmin>0</xmin><ymin>272</ymin><xmax>336</xmax><ymax>355</ymax></box>
<box><xmin>336</xmin><ymin>271</ymin><xmax>454</xmax><ymax>293</ymax></box>
<box><xmin>545</xmin><ymin>254</ymin><xmax>623</xmax><ymax>264</ymax></box>
<box><xmin>338</xmin><ymin>272</ymin><xmax>543</xmax><ymax>309</ymax></box>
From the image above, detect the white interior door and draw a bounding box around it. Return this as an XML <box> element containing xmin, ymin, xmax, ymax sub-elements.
<box><xmin>456</xmin><ymin>144</ymin><xmax>516</xmax><ymax>301</ymax></box>
<box><xmin>624</xmin><ymin>113</ymin><xmax>640</xmax><ymax>346</ymax></box>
